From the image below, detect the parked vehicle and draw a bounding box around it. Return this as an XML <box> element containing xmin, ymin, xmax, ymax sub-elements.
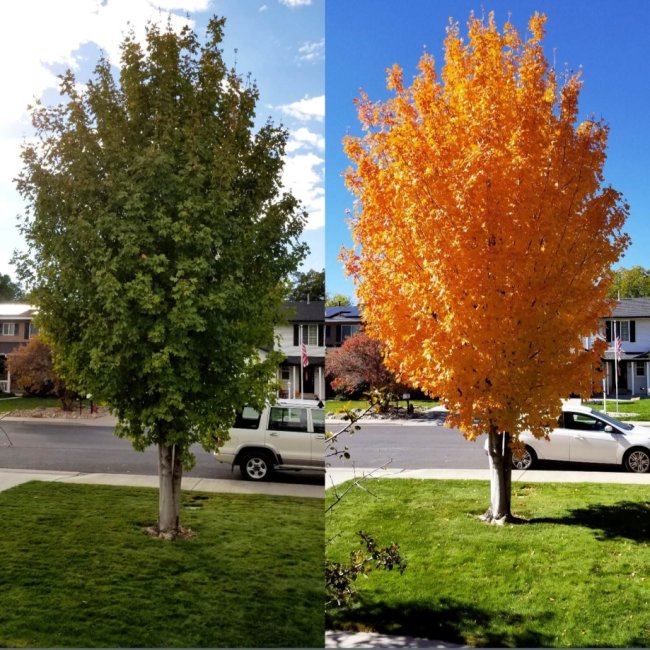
<box><xmin>214</xmin><ymin>399</ymin><xmax>326</xmax><ymax>480</ymax></box>
<box><xmin>505</xmin><ymin>404</ymin><xmax>650</xmax><ymax>473</ymax></box>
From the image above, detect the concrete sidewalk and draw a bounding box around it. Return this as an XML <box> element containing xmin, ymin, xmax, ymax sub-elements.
<box><xmin>0</xmin><ymin>467</ymin><xmax>323</xmax><ymax>499</ymax></box>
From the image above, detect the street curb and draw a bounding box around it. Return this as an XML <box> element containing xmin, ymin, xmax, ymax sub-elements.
<box><xmin>0</xmin><ymin>415</ymin><xmax>118</xmax><ymax>427</ymax></box>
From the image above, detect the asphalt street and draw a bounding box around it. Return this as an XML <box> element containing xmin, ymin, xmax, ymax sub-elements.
<box><xmin>0</xmin><ymin>420</ymin><xmax>324</xmax><ymax>486</ymax></box>
<box><xmin>327</xmin><ymin>421</ymin><xmax>489</xmax><ymax>470</ymax></box>
<box><xmin>326</xmin><ymin>419</ymin><xmax>624</xmax><ymax>474</ymax></box>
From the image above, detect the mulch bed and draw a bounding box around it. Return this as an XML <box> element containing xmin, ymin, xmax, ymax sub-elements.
<box><xmin>2</xmin><ymin>406</ymin><xmax>111</xmax><ymax>419</ymax></box>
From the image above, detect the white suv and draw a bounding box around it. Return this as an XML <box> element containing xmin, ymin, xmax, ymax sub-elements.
<box><xmin>214</xmin><ymin>400</ymin><xmax>326</xmax><ymax>480</ymax></box>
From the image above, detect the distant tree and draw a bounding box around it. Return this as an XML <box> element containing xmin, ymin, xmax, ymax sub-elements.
<box><xmin>0</xmin><ymin>274</ymin><xmax>24</xmax><ymax>301</ymax></box>
<box><xmin>326</xmin><ymin>332</ymin><xmax>402</xmax><ymax>410</ymax></box>
<box><xmin>7</xmin><ymin>337</ymin><xmax>76</xmax><ymax>409</ymax></box>
<box><xmin>287</xmin><ymin>268</ymin><xmax>325</xmax><ymax>301</ymax></box>
<box><xmin>15</xmin><ymin>18</ymin><xmax>306</xmax><ymax>538</ymax></box>
<box><xmin>325</xmin><ymin>293</ymin><xmax>352</xmax><ymax>307</ymax></box>
<box><xmin>343</xmin><ymin>12</ymin><xmax>628</xmax><ymax>523</ymax></box>
<box><xmin>607</xmin><ymin>267</ymin><xmax>650</xmax><ymax>299</ymax></box>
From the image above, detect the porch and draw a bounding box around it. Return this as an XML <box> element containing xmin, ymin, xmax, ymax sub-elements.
<box><xmin>277</xmin><ymin>357</ymin><xmax>325</xmax><ymax>401</ymax></box>
<box><xmin>602</xmin><ymin>352</ymin><xmax>650</xmax><ymax>398</ymax></box>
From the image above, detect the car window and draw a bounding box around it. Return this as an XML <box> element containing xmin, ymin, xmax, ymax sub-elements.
<box><xmin>233</xmin><ymin>406</ymin><xmax>261</xmax><ymax>430</ymax></box>
<box><xmin>565</xmin><ymin>413</ymin><xmax>607</xmax><ymax>431</ymax></box>
<box><xmin>590</xmin><ymin>409</ymin><xmax>633</xmax><ymax>431</ymax></box>
<box><xmin>312</xmin><ymin>409</ymin><xmax>325</xmax><ymax>434</ymax></box>
<box><xmin>269</xmin><ymin>407</ymin><xmax>308</xmax><ymax>433</ymax></box>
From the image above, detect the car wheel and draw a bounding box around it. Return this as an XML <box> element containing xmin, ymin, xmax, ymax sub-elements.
<box><xmin>512</xmin><ymin>446</ymin><xmax>536</xmax><ymax>470</ymax></box>
<box><xmin>624</xmin><ymin>448</ymin><xmax>650</xmax><ymax>473</ymax></box>
<box><xmin>240</xmin><ymin>451</ymin><xmax>274</xmax><ymax>481</ymax></box>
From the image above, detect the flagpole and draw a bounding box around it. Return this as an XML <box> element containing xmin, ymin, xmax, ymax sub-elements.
<box><xmin>614</xmin><ymin>343</ymin><xmax>619</xmax><ymax>415</ymax></box>
<box><xmin>299</xmin><ymin>326</ymin><xmax>304</xmax><ymax>400</ymax></box>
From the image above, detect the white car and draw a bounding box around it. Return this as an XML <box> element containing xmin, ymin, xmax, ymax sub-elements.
<box><xmin>511</xmin><ymin>404</ymin><xmax>650</xmax><ymax>473</ymax></box>
<box><xmin>214</xmin><ymin>399</ymin><xmax>326</xmax><ymax>481</ymax></box>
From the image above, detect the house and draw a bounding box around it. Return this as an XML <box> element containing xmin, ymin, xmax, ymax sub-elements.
<box><xmin>585</xmin><ymin>297</ymin><xmax>650</xmax><ymax>397</ymax></box>
<box><xmin>275</xmin><ymin>300</ymin><xmax>325</xmax><ymax>400</ymax></box>
<box><xmin>0</xmin><ymin>303</ymin><xmax>38</xmax><ymax>393</ymax></box>
<box><xmin>325</xmin><ymin>305</ymin><xmax>362</xmax><ymax>347</ymax></box>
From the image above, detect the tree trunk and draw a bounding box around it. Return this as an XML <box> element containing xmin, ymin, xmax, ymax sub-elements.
<box><xmin>481</xmin><ymin>425</ymin><xmax>517</xmax><ymax>525</ymax></box>
<box><xmin>156</xmin><ymin>442</ymin><xmax>183</xmax><ymax>538</ymax></box>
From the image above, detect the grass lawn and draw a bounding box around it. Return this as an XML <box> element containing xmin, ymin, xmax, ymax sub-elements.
<box><xmin>0</xmin><ymin>482</ymin><xmax>324</xmax><ymax>648</ymax></box>
<box><xmin>326</xmin><ymin>479</ymin><xmax>650</xmax><ymax>647</ymax></box>
<box><xmin>0</xmin><ymin>396</ymin><xmax>60</xmax><ymax>413</ymax></box>
<box><xmin>325</xmin><ymin>399</ymin><xmax>438</xmax><ymax>415</ymax></box>
<box><xmin>590</xmin><ymin>397</ymin><xmax>650</xmax><ymax>421</ymax></box>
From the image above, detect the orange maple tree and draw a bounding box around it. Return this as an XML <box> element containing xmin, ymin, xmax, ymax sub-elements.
<box><xmin>342</xmin><ymin>12</ymin><xmax>629</xmax><ymax>522</ymax></box>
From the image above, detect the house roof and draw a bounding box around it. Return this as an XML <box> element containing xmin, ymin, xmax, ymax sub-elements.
<box><xmin>325</xmin><ymin>305</ymin><xmax>361</xmax><ymax>320</ymax></box>
<box><xmin>281</xmin><ymin>355</ymin><xmax>325</xmax><ymax>367</ymax></box>
<box><xmin>602</xmin><ymin>349</ymin><xmax>645</xmax><ymax>362</ymax></box>
<box><xmin>608</xmin><ymin>298</ymin><xmax>650</xmax><ymax>318</ymax></box>
<box><xmin>0</xmin><ymin>303</ymin><xmax>36</xmax><ymax>319</ymax></box>
<box><xmin>283</xmin><ymin>301</ymin><xmax>324</xmax><ymax>323</ymax></box>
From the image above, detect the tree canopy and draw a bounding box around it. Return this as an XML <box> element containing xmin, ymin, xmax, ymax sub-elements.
<box><xmin>325</xmin><ymin>293</ymin><xmax>352</xmax><ymax>307</ymax></box>
<box><xmin>287</xmin><ymin>268</ymin><xmax>325</xmax><ymax>302</ymax></box>
<box><xmin>15</xmin><ymin>17</ymin><xmax>307</xmax><ymax>536</ymax></box>
<box><xmin>325</xmin><ymin>331</ymin><xmax>395</xmax><ymax>396</ymax></box>
<box><xmin>607</xmin><ymin>266</ymin><xmax>650</xmax><ymax>299</ymax></box>
<box><xmin>342</xmin><ymin>12</ymin><xmax>629</xmax><ymax>522</ymax></box>
<box><xmin>0</xmin><ymin>274</ymin><xmax>24</xmax><ymax>302</ymax></box>
<box><xmin>7</xmin><ymin>337</ymin><xmax>76</xmax><ymax>409</ymax></box>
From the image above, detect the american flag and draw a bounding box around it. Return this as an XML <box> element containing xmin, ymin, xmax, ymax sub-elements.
<box><xmin>301</xmin><ymin>341</ymin><xmax>309</xmax><ymax>368</ymax></box>
<box><xmin>615</xmin><ymin>336</ymin><xmax>623</xmax><ymax>362</ymax></box>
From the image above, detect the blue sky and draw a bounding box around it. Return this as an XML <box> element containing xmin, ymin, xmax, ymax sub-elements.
<box><xmin>0</xmin><ymin>0</ymin><xmax>323</xmax><ymax>281</ymax></box>
<box><xmin>326</xmin><ymin>0</ymin><xmax>650</xmax><ymax>299</ymax></box>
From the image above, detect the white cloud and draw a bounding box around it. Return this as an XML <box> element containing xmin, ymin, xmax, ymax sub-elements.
<box><xmin>282</xmin><ymin>152</ymin><xmax>324</xmax><ymax>230</ymax></box>
<box><xmin>278</xmin><ymin>95</ymin><xmax>324</xmax><ymax>122</ymax></box>
<box><xmin>286</xmin><ymin>127</ymin><xmax>324</xmax><ymax>153</ymax></box>
<box><xmin>259</xmin><ymin>4</ymin><xmax>268</xmax><ymax>11</ymax></box>
<box><xmin>297</xmin><ymin>38</ymin><xmax>324</xmax><ymax>63</ymax></box>
<box><xmin>0</xmin><ymin>0</ymin><xmax>205</xmax><ymax>130</ymax></box>
<box><xmin>0</xmin><ymin>0</ymin><xmax>205</xmax><ymax>248</ymax></box>
<box><xmin>152</xmin><ymin>0</ymin><xmax>208</xmax><ymax>9</ymax></box>
<box><xmin>279</xmin><ymin>0</ymin><xmax>312</xmax><ymax>6</ymax></box>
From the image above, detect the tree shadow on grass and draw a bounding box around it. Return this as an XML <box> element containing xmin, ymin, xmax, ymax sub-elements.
<box><xmin>531</xmin><ymin>501</ymin><xmax>650</xmax><ymax>542</ymax></box>
<box><xmin>327</xmin><ymin>597</ymin><xmax>554</xmax><ymax>648</ymax></box>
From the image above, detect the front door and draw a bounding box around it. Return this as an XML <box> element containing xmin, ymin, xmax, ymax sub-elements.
<box><xmin>610</xmin><ymin>361</ymin><xmax>628</xmax><ymax>392</ymax></box>
<box><xmin>302</xmin><ymin>366</ymin><xmax>315</xmax><ymax>395</ymax></box>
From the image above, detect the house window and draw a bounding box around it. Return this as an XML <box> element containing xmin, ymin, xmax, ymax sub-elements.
<box><xmin>619</xmin><ymin>321</ymin><xmax>630</xmax><ymax>342</ymax></box>
<box><xmin>1</xmin><ymin>323</ymin><xmax>16</xmax><ymax>336</ymax></box>
<box><xmin>636</xmin><ymin>362</ymin><xmax>645</xmax><ymax>377</ymax></box>
<box><xmin>301</xmin><ymin>324</ymin><xmax>318</xmax><ymax>346</ymax></box>
<box><xmin>340</xmin><ymin>324</ymin><xmax>360</xmax><ymax>344</ymax></box>
<box><xmin>607</xmin><ymin>319</ymin><xmax>635</xmax><ymax>343</ymax></box>
<box><xmin>281</xmin><ymin>367</ymin><xmax>290</xmax><ymax>381</ymax></box>
<box><xmin>29</xmin><ymin>323</ymin><xmax>38</xmax><ymax>338</ymax></box>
